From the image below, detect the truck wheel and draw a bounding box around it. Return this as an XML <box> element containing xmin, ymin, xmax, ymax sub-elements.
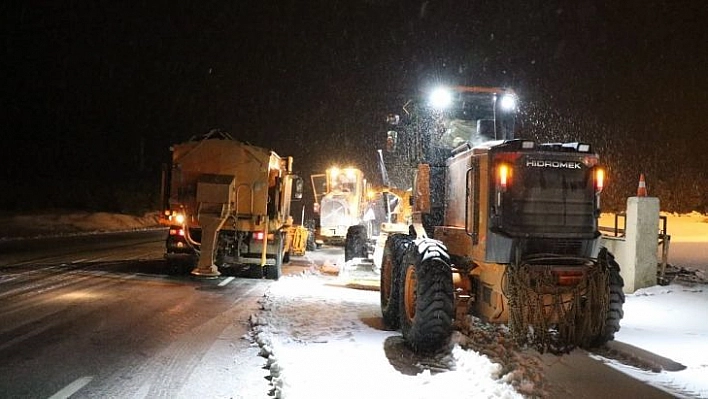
<box><xmin>265</xmin><ymin>233</ymin><xmax>284</xmax><ymax>280</ymax></box>
<box><xmin>345</xmin><ymin>225</ymin><xmax>367</xmax><ymax>261</ymax></box>
<box><xmin>306</xmin><ymin>229</ymin><xmax>317</xmax><ymax>251</ymax></box>
<box><xmin>591</xmin><ymin>248</ymin><xmax>625</xmax><ymax>346</ymax></box>
<box><xmin>398</xmin><ymin>239</ymin><xmax>454</xmax><ymax>353</ymax></box>
<box><xmin>166</xmin><ymin>255</ymin><xmax>196</xmax><ymax>275</ymax></box>
<box><xmin>380</xmin><ymin>234</ymin><xmax>412</xmax><ymax>330</ymax></box>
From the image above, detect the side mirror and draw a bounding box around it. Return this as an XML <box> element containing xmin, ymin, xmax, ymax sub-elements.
<box><xmin>386</xmin><ymin>131</ymin><xmax>398</xmax><ymax>152</ymax></box>
<box><xmin>292</xmin><ymin>177</ymin><xmax>304</xmax><ymax>200</ymax></box>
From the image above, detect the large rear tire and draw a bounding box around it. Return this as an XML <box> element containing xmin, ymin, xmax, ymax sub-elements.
<box><xmin>265</xmin><ymin>232</ymin><xmax>284</xmax><ymax>280</ymax></box>
<box><xmin>591</xmin><ymin>248</ymin><xmax>625</xmax><ymax>346</ymax></box>
<box><xmin>344</xmin><ymin>225</ymin><xmax>368</xmax><ymax>261</ymax></box>
<box><xmin>399</xmin><ymin>239</ymin><xmax>454</xmax><ymax>353</ymax></box>
<box><xmin>380</xmin><ymin>234</ymin><xmax>412</xmax><ymax>330</ymax></box>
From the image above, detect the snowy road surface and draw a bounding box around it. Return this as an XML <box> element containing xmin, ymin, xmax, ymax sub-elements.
<box><xmin>251</xmin><ymin>247</ymin><xmax>706</xmax><ymax>399</ymax></box>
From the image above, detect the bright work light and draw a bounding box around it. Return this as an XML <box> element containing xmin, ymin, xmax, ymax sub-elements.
<box><xmin>499</xmin><ymin>94</ymin><xmax>517</xmax><ymax>111</ymax></box>
<box><xmin>429</xmin><ymin>87</ymin><xmax>452</xmax><ymax>109</ymax></box>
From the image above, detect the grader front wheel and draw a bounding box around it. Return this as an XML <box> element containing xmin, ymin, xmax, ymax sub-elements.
<box><xmin>402</xmin><ymin>264</ymin><xmax>418</xmax><ymax>323</ymax></box>
<box><xmin>380</xmin><ymin>234</ymin><xmax>411</xmax><ymax>330</ymax></box>
<box><xmin>398</xmin><ymin>239</ymin><xmax>454</xmax><ymax>353</ymax></box>
<box><xmin>345</xmin><ymin>225</ymin><xmax>368</xmax><ymax>261</ymax></box>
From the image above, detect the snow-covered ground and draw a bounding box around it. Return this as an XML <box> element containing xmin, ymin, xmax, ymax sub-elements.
<box><xmin>248</xmin><ymin>212</ymin><xmax>708</xmax><ymax>399</ymax></box>
<box><xmin>250</xmin><ymin>270</ymin><xmax>530</xmax><ymax>399</ymax></box>
<box><xmin>248</xmin><ymin>268</ymin><xmax>707</xmax><ymax>398</ymax></box>
<box><xmin>610</xmin><ymin>284</ymin><xmax>708</xmax><ymax>396</ymax></box>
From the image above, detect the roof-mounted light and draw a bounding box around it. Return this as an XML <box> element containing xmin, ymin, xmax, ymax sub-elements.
<box><xmin>499</xmin><ymin>94</ymin><xmax>517</xmax><ymax>111</ymax></box>
<box><xmin>562</xmin><ymin>142</ymin><xmax>592</xmax><ymax>153</ymax></box>
<box><xmin>429</xmin><ymin>87</ymin><xmax>453</xmax><ymax>109</ymax></box>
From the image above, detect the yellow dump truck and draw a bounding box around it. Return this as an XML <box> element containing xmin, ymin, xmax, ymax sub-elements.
<box><xmin>160</xmin><ymin>129</ymin><xmax>303</xmax><ymax>279</ymax></box>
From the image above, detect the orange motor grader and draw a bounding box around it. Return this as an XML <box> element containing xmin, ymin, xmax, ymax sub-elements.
<box><xmin>379</xmin><ymin>86</ymin><xmax>624</xmax><ymax>354</ymax></box>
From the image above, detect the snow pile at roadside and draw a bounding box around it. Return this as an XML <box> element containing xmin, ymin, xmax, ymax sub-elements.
<box><xmin>609</xmin><ymin>283</ymin><xmax>708</xmax><ymax>398</ymax></box>
<box><xmin>0</xmin><ymin>211</ymin><xmax>161</xmax><ymax>240</ymax></box>
<box><xmin>249</xmin><ymin>271</ymin><xmax>528</xmax><ymax>399</ymax></box>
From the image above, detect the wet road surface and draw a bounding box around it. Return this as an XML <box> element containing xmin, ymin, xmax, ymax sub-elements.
<box><xmin>0</xmin><ymin>231</ymin><xmax>273</xmax><ymax>398</ymax></box>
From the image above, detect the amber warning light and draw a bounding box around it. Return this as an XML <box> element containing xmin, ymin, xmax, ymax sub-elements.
<box><xmin>497</xmin><ymin>163</ymin><xmax>512</xmax><ymax>191</ymax></box>
<box><xmin>595</xmin><ymin>168</ymin><xmax>605</xmax><ymax>193</ymax></box>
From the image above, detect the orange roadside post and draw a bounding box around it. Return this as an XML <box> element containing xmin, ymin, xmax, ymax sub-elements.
<box><xmin>637</xmin><ymin>173</ymin><xmax>648</xmax><ymax>197</ymax></box>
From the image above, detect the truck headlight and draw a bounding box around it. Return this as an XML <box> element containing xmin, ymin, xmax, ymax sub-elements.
<box><xmin>171</xmin><ymin>212</ymin><xmax>185</xmax><ymax>224</ymax></box>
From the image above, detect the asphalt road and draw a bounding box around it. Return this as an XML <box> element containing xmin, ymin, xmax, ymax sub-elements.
<box><xmin>0</xmin><ymin>230</ymin><xmax>171</xmax><ymax>267</ymax></box>
<box><xmin>0</xmin><ymin>231</ymin><xmax>275</xmax><ymax>398</ymax></box>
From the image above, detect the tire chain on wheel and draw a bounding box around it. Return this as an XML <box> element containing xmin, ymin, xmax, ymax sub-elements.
<box><xmin>506</xmin><ymin>255</ymin><xmax>611</xmax><ymax>354</ymax></box>
<box><xmin>596</xmin><ymin>249</ymin><xmax>625</xmax><ymax>345</ymax></box>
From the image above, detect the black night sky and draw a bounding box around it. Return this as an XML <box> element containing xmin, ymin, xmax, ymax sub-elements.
<box><xmin>1</xmin><ymin>1</ymin><xmax>707</xmax><ymax>212</ymax></box>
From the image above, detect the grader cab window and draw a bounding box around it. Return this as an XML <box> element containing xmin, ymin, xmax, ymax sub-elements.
<box><xmin>426</xmin><ymin>89</ymin><xmax>517</xmax><ymax>151</ymax></box>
